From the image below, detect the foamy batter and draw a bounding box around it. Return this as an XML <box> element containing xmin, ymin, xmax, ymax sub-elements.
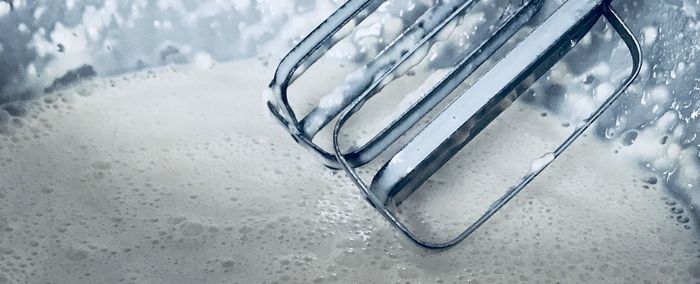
<box><xmin>0</xmin><ymin>57</ymin><xmax>698</xmax><ymax>283</ymax></box>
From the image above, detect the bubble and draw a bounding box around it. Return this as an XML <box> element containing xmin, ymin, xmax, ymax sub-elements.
<box><xmin>181</xmin><ymin>222</ymin><xmax>204</xmax><ymax>236</ymax></box>
<box><xmin>2</xmin><ymin>103</ymin><xmax>27</xmax><ymax>117</ymax></box>
<box><xmin>621</xmin><ymin>131</ymin><xmax>638</xmax><ymax>146</ymax></box>
<box><xmin>671</xmin><ymin>207</ymin><xmax>684</xmax><ymax>214</ymax></box>
<box><xmin>605</xmin><ymin>128</ymin><xmax>616</xmax><ymax>139</ymax></box>
<box><xmin>91</xmin><ymin>161</ymin><xmax>111</xmax><ymax>170</ymax></box>
<box><xmin>333</xmin><ymin>249</ymin><xmax>362</xmax><ymax>268</ymax></box>
<box><xmin>221</xmin><ymin>259</ymin><xmax>235</xmax><ymax>269</ymax></box>
<box><xmin>644</xmin><ymin>176</ymin><xmax>658</xmax><ymax>185</ymax></box>
<box><xmin>676</xmin><ymin>215</ymin><xmax>690</xmax><ymax>224</ymax></box>
<box><xmin>167</xmin><ymin>216</ymin><xmax>186</xmax><ymax>225</ymax></box>
<box><xmin>397</xmin><ymin>266</ymin><xmax>418</xmax><ymax>279</ymax></box>
<box><xmin>65</xmin><ymin>248</ymin><xmax>88</xmax><ymax>261</ymax></box>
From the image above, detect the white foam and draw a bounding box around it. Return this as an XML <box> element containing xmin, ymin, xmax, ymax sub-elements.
<box><xmin>642</xmin><ymin>26</ymin><xmax>659</xmax><ymax>46</ymax></box>
<box><xmin>529</xmin><ymin>152</ymin><xmax>555</xmax><ymax>173</ymax></box>
<box><xmin>0</xmin><ymin>2</ymin><xmax>10</xmax><ymax>17</ymax></box>
<box><xmin>0</xmin><ymin>58</ymin><xmax>697</xmax><ymax>283</ymax></box>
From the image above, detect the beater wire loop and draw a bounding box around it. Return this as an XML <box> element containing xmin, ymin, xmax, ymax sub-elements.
<box><xmin>269</xmin><ymin>0</ymin><xmax>642</xmax><ymax>249</ymax></box>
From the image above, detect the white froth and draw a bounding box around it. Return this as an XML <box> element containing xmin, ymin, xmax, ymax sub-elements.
<box><xmin>0</xmin><ymin>2</ymin><xmax>10</xmax><ymax>17</ymax></box>
<box><xmin>642</xmin><ymin>26</ymin><xmax>659</xmax><ymax>46</ymax></box>
<box><xmin>192</xmin><ymin>52</ymin><xmax>215</xmax><ymax>70</ymax></box>
<box><xmin>529</xmin><ymin>152</ymin><xmax>555</xmax><ymax>173</ymax></box>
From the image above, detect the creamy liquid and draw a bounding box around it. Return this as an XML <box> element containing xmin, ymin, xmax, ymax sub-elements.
<box><xmin>0</xmin><ymin>58</ymin><xmax>698</xmax><ymax>283</ymax></box>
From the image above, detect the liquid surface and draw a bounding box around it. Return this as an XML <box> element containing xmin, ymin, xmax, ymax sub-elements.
<box><xmin>0</xmin><ymin>59</ymin><xmax>698</xmax><ymax>283</ymax></box>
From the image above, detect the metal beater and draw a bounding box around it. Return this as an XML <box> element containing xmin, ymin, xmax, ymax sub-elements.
<box><xmin>267</xmin><ymin>0</ymin><xmax>642</xmax><ymax>249</ymax></box>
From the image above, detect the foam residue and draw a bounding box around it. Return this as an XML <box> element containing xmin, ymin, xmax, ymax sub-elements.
<box><xmin>529</xmin><ymin>152</ymin><xmax>555</xmax><ymax>173</ymax></box>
